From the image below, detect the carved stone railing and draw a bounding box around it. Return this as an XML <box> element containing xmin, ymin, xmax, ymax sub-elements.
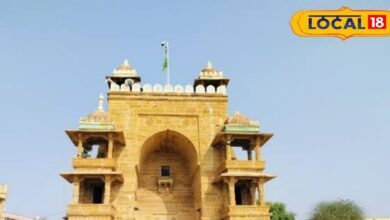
<box><xmin>67</xmin><ymin>204</ymin><xmax>114</xmax><ymax>217</ymax></box>
<box><xmin>217</xmin><ymin>160</ymin><xmax>266</xmax><ymax>175</ymax></box>
<box><xmin>221</xmin><ymin>205</ymin><xmax>270</xmax><ymax>218</ymax></box>
<box><xmin>107</xmin><ymin>81</ymin><xmax>227</xmax><ymax>95</ymax></box>
<box><xmin>72</xmin><ymin>158</ymin><xmax>116</xmax><ymax>170</ymax></box>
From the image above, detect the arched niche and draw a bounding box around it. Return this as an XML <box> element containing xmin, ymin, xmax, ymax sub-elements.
<box><xmin>138</xmin><ymin>129</ymin><xmax>199</xmax><ymax>175</ymax></box>
<box><xmin>136</xmin><ymin>129</ymin><xmax>200</xmax><ymax>219</ymax></box>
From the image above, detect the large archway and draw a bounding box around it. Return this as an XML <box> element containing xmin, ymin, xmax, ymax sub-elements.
<box><xmin>136</xmin><ymin>130</ymin><xmax>200</xmax><ymax>220</ymax></box>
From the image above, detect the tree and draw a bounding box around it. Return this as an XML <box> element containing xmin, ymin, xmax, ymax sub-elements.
<box><xmin>309</xmin><ymin>199</ymin><xmax>364</xmax><ymax>220</ymax></box>
<box><xmin>267</xmin><ymin>202</ymin><xmax>295</xmax><ymax>220</ymax></box>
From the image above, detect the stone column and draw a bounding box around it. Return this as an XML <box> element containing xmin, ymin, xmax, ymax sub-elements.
<box><xmin>255</xmin><ymin>136</ymin><xmax>261</xmax><ymax>161</ymax></box>
<box><xmin>247</xmin><ymin>149</ymin><xmax>253</xmax><ymax>160</ymax></box>
<box><xmin>104</xmin><ymin>175</ymin><xmax>111</xmax><ymax>204</ymax></box>
<box><xmin>73</xmin><ymin>176</ymin><xmax>80</xmax><ymax>203</ymax></box>
<box><xmin>257</xmin><ymin>178</ymin><xmax>265</xmax><ymax>205</ymax></box>
<box><xmin>250</xmin><ymin>183</ymin><xmax>257</xmax><ymax>205</ymax></box>
<box><xmin>228</xmin><ymin>177</ymin><xmax>236</xmax><ymax>206</ymax></box>
<box><xmin>77</xmin><ymin>133</ymin><xmax>83</xmax><ymax>158</ymax></box>
<box><xmin>226</xmin><ymin>135</ymin><xmax>232</xmax><ymax>161</ymax></box>
<box><xmin>108</xmin><ymin>133</ymin><xmax>113</xmax><ymax>159</ymax></box>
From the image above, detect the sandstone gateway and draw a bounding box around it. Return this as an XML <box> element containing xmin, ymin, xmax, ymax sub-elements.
<box><xmin>61</xmin><ymin>60</ymin><xmax>275</xmax><ymax>220</ymax></box>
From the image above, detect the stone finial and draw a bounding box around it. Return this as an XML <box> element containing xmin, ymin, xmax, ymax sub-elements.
<box><xmin>207</xmin><ymin>61</ymin><xmax>212</xmax><ymax>68</ymax></box>
<box><xmin>78</xmin><ymin>94</ymin><xmax>116</xmax><ymax>130</ymax></box>
<box><xmin>199</xmin><ymin>61</ymin><xmax>224</xmax><ymax>79</ymax></box>
<box><xmin>97</xmin><ymin>93</ymin><xmax>104</xmax><ymax>112</ymax></box>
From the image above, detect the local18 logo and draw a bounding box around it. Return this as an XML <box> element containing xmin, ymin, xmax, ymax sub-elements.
<box><xmin>291</xmin><ymin>7</ymin><xmax>390</xmax><ymax>40</ymax></box>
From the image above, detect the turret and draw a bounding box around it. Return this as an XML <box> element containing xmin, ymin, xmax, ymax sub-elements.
<box><xmin>106</xmin><ymin>59</ymin><xmax>140</xmax><ymax>91</ymax></box>
<box><xmin>194</xmin><ymin>61</ymin><xmax>229</xmax><ymax>89</ymax></box>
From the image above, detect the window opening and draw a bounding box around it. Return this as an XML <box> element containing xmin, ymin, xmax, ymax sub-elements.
<box><xmin>161</xmin><ymin>166</ymin><xmax>170</xmax><ymax>177</ymax></box>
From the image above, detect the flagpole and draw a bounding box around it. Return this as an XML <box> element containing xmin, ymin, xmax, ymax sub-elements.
<box><xmin>161</xmin><ymin>41</ymin><xmax>170</xmax><ymax>85</ymax></box>
<box><xmin>166</xmin><ymin>41</ymin><xmax>170</xmax><ymax>85</ymax></box>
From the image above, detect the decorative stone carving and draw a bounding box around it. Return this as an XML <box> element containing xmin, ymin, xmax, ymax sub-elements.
<box><xmin>195</xmin><ymin>85</ymin><xmax>205</xmax><ymax>93</ymax></box>
<box><xmin>174</xmin><ymin>85</ymin><xmax>184</xmax><ymax>93</ymax></box>
<box><xmin>185</xmin><ymin>85</ymin><xmax>194</xmax><ymax>93</ymax></box>
<box><xmin>164</xmin><ymin>84</ymin><xmax>173</xmax><ymax>93</ymax></box>
<box><xmin>143</xmin><ymin>84</ymin><xmax>152</xmax><ymax>92</ymax></box>
<box><xmin>125</xmin><ymin>78</ymin><xmax>134</xmax><ymax>86</ymax></box>
<box><xmin>199</xmin><ymin>61</ymin><xmax>224</xmax><ymax>80</ymax></box>
<box><xmin>120</xmin><ymin>83</ymin><xmax>130</xmax><ymax>92</ymax></box>
<box><xmin>153</xmin><ymin>84</ymin><xmax>163</xmax><ymax>93</ymax></box>
<box><xmin>108</xmin><ymin>79</ymin><xmax>120</xmax><ymax>92</ymax></box>
<box><xmin>132</xmin><ymin>83</ymin><xmax>141</xmax><ymax>92</ymax></box>
<box><xmin>158</xmin><ymin>177</ymin><xmax>174</xmax><ymax>193</ymax></box>
<box><xmin>206</xmin><ymin>85</ymin><xmax>215</xmax><ymax>93</ymax></box>
<box><xmin>111</xmin><ymin>59</ymin><xmax>138</xmax><ymax>77</ymax></box>
<box><xmin>79</xmin><ymin>94</ymin><xmax>116</xmax><ymax>130</ymax></box>
<box><xmin>224</xmin><ymin>112</ymin><xmax>260</xmax><ymax>133</ymax></box>
<box><xmin>217</xmin><ymin>85</ymin><xmax>227</xmax><ymax>95</ymax></box>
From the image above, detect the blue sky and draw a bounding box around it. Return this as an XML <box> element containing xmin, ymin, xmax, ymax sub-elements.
<box><xmin>0</xmin><ymin>0</ymin><xmax>389</xmax><ymax>219</ymax></box>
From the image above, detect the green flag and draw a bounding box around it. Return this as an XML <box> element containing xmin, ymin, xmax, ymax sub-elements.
<box><xmin>161</xmin><ymin>41</ymin><xmax>170</xmax><ymax>85</ymax></box>
<box><xmin>162</xmin><ymin>55</ymin><xmax>168</xmax><ymax>73</ymax></box>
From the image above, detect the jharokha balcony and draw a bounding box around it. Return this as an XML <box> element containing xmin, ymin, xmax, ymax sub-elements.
<box><xmin>67</xmin><ymin>204</ymin><xmax>114</xmax><ymax>218</ymax></box>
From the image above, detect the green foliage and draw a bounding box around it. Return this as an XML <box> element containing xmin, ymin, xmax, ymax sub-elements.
<box><xmin>267</xmin><ymin>202</ymin><xmax>295</xmax><ymax>220</ymax></box>
<box><xmin>309</xmin><ymin>199</ymin><xmax>365</xmax><ymax>220</ymax></box>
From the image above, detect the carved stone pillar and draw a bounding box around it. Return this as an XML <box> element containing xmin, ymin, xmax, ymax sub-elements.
<box><xmin>73</xmin><ymin>176</ymin><xmax>80</xmax><ymax>203</ymax></box>
<box><xmin>250</xmin><ymin>182</ymin><xmax>257</xmax><ymax>205</ymax></box>
<box><xmin>255</xmin><ymin>136</ymin><xmax>261</xmax><ymax>161</ymax></box>
<box><xmin>77</xmin><ymin>133</ymin><xmax>83</xmax><ymax>158</ymax></box>
<box><xmin>228</xmin><ymin>177</ymin><xmax>236</xmax><ymax>206</ymax></box>
<box><xmin>257</xmin><ymin>178</ymin><xmax>265</xmax><ymax>205</ymax></box>
<box><xmin>226</xmin><ymin>135</ymin><xmax>232</xmax><ymax>161</ymax></box>
<box><xmin>247</xmin><ymin>149</ymin><xmax>253</xmax><ymax>160</ymax></box>
<box><xmin>104</xmin><ymin>175</ymin><xmax>111</xmax><ymax>204</ymax></box>
<box><xmin>108</xmin><ymin>133</ymin><xmax>113</xmax><ymax>159</ymax></box>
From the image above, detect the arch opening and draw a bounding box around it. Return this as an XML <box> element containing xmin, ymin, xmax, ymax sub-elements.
<box><xmin>136</xmin><ymin>130</ymin><xmax>200</xmax><ymax>220</ymax></box>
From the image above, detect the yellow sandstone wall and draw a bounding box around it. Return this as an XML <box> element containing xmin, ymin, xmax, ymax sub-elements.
<box><xmin>108</xmin><ymin>92</ymin><xmax>228</xmax><ymax>220</ymax></box>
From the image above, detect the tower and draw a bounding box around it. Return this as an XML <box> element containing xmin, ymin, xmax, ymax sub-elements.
<box><xmin>61</xmin><ymin>60</ymin><xmax>275</xmax><ymax>220</ymax></box>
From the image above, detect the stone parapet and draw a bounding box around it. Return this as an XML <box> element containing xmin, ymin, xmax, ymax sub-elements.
<box><xmin>72</xmin><ymin>158</ymin><xmax>116</xmax><ymax>171</ymax></box>
<box><xmin>107</xmin><ymin>82</ymin><xmax>227</xmax><ymax>95</ymax></box>
<box><xmin>221</xmin><ymin>205</ymin><xmax>270</xmax><ymax>219</ymax></box>
<box><xmin>218</xmin><ymin>160</ymin><xmax>266</xmax><ymax>174</ymax></box>
<box><xmin>67</xmin><ymin>204</ymin><xmax>114</xmax><ymax>218</ymax></box>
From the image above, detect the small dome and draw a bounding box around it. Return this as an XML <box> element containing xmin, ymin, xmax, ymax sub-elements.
<box><xmin>111</xmin><ymin>59</ymin><xmax>138</xmax><ymax>77</ymax></box>
<box><xmin>227</xmin><ymin>112</ymin><xmax>258</xmax><ymax>126</ymax></box>
<box><xmin>224</xmin><ymin>112</ymin><xmax>259</xmax><ymax>133</ymax></box>
<box><xmin>79</xmin><ymin>94</ymin><xmax>116</xmax><ymax>130</ymax></box>
<box><xmin>199</xmin><ymin>61</ymin><xmax>224</xmax><ymax>79</ymax></box>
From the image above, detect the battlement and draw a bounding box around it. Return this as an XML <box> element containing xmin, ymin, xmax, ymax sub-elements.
<box><xmin>106</xmin><ymin>82</ymin><xmax>227</xmax><ymax>95</ymax></box>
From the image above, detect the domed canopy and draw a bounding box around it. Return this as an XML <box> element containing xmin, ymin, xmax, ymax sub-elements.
<box><xmin>106</xmin><ymin>59</ymin><xmax>141</xmax><ymax>88</ymax></box>
<box><xmin>111</xmin><ymin>59</ymin><xmax>138</xmax><ymax>77</ymax></box>
<box><xmin>199</xmin><ymin>61</ymin><xmax>224</xmax><ymax>79</ymax></box>
<box><xmin>194</xmin><ymin>61</ymin><xmax>229</xmax><ymax>88</ymax></box>
<box><xmin>79</xmin><ymin>94</ymin><xmax>116</xmax><ymax>130</ymax></box>
<box><xmin>224</xmin><ymin>112</ymin><xmax>259</xmax><ymax>133</ymax></box>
